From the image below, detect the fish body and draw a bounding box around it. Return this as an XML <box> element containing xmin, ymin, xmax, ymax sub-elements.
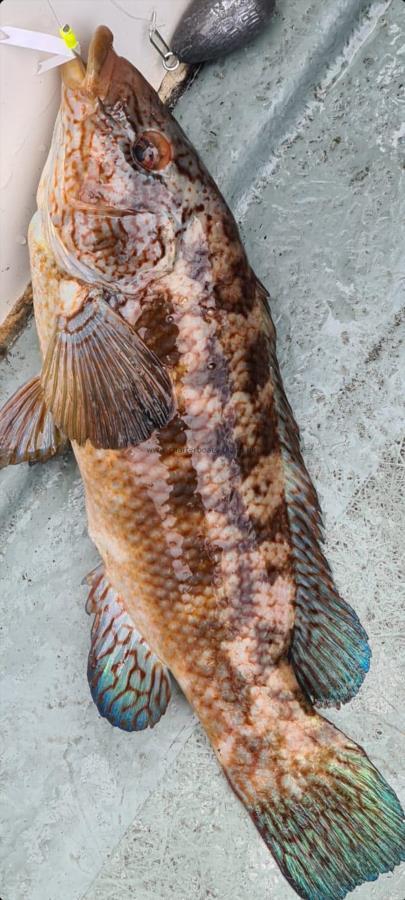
<box><xmin>171</xmin><ymin>0</ymin><xmax>276</xmax><ymax>63</ymax></box>
<box><xmin>1</xmin><ymin>27</ymin><xmax>404</xmax><ymax>899</ymax></box>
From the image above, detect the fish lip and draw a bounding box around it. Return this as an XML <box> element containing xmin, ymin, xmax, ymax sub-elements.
<box><xmin>62</xmin><ymin>26</ymin><xmax>115</xmax><ymax>92</ymax></box>
<box><xmin>85</xmin><ymin>25</ymin><xmax>115</xmax><ymax>95</ymax></box>
<box><xmin>61</xmin><ymin>55</ymin><xmax>86</xmax><ymax>88</ymax></box>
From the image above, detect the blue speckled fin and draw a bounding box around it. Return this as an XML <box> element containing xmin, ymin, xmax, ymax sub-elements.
<box><xmin>86</xmin><ymin>567</ymin><xmax>171</xmax><ymax>731</ymax></box>
<box><xmin>261</xmin><ymin>295</ymin><xmax>371</xmax><ymax>706</ymax></box>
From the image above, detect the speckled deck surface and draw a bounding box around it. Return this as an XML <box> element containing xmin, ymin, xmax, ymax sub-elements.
<box><xmin>0</xmin><ymin>1</ymin><xmax>404</xmax><ymax>898</ymax></box>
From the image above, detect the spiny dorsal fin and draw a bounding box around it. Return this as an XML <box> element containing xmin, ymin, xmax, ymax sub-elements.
<box><xmin>41</xmin><ymin>294</ymin><xmax>175</xmax><ymax>449</ymax></box>
<box><xmin>86</xmin><ymin>566</ymin><xmax>171</xmax><ymax>731</ymax></box>
<box><xmin>260</xmin><ymin>294</ymin><xmax>370</xmax><ymax>706</ymax></box>
<box><xmin>0</xmin><ymin>375</ymin><xmax>65</xmax><ymax>468</ymax></box>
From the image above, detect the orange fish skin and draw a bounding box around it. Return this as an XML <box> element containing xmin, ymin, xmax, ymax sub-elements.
<box><xmin>27</xmin><ymin>27</ymin><xmax>404</xmax><ymax>900</ymax></box>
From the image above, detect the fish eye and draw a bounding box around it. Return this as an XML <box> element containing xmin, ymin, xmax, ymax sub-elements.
<box><xmin>131</xmin><ymin>131</ymin><xmax>172</xmax><ymax>172</ymax></box>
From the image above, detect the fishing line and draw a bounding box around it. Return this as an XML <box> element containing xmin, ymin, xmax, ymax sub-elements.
<box><xmin>110</xmin><ymin>0</ymin><xmax>151</xmax><ymax>23</ymax></box>
<box><xmin>46</xmin><ymin>0</ymin><xmax>62</xmax><ymax>29</ymax></box>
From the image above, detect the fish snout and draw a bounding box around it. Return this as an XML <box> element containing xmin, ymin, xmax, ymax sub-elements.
<box><xmin>85</xmin><ymin>25</ymin><xmax>115</xmax><ymax>96</ymax></box>
<box><xmin>61</xmin><ymin>25</ymin><xmax>115</xmax><ymax>95</ymax></box>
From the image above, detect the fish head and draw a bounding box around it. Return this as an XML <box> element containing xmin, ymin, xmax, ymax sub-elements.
<box><xmin>39</xmin><ymin>26</ymin><xmax>214</xmax><ymax>294</ymax></box>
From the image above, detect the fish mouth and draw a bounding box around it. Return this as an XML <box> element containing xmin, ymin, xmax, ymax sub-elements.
<box><xmin>86</xmin><ymin>26</ymin><xmax>114</xmax><ymax>89</ymax></box>
<box><xmin>62</xmin><ymin>26</ymin><xmax>114</xmax><ymax>93</ymax></box>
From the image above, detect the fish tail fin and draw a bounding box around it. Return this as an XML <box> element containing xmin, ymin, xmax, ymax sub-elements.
<box><xmin>217</xmin><ymin>675</ymin><xmax>405</xmax><ymax>899</ymax></box>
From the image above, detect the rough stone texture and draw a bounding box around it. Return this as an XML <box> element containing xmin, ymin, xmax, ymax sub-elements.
<box><xmin>0</xmin><ymin>0</ymin><xmax>404</xmax><ymax>898</ymax></box>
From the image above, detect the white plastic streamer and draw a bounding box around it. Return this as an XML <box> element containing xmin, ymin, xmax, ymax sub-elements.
<box><xmin>37</xmin><ymin>54</ymin><xmax>73</xmax><ymax>74</ymax></box>
<box><xmin>0</xmin><ymin>26</ymin><xmax>75</xmax><ymax>73</ymax></box>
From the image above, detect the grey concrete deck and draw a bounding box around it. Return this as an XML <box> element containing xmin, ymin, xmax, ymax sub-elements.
<box><xmin>1</xmin><ymin>1</ymin><xmax>404</xmax><ymax>898</ymax></box>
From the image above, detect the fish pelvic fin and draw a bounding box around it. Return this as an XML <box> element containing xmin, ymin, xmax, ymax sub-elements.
<box><xmin>86</xmin><ymin>566</ymin><xmax>171</xmax><ymax>731</ymax></box>
<box><xmin>41</xmin><ymin>292</ymin><xmax>175</xmax><ymax>449</ymax></box>
<box><xmin>0</xmin><ymin>375</ymin><xmax>65</xmax><ymax>468</ymax></box>
<box><xmin>219</xmin><ymin>671</ymin><xmax>405</xmax><ymax>900</ymax></box>
<box><xmin>261</xmin><ymin>296</ymin><xmax>370</xmax><ymax>706</ymax></box>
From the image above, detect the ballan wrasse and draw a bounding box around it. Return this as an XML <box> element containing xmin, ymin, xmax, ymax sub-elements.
<box><xmin>0</xmin><ymin>27</ymin><xmax>403</xmax><ymax>900</ymax></box>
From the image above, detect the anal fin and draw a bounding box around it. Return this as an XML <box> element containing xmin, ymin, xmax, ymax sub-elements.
<box><xmin>86</xmin><ymin>567</ymin><xmax>171</xmax><ymax>731</ymax></box>
<box><xmin>0</xmin><ymin>375</ymin><xmax>65</xmax><ymax>468</ymax></box>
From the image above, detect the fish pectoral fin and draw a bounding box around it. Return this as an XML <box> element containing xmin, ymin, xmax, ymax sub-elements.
<box><xmin>86</xmin><ymin>567</ymin><xmax>171</xmax><ymax>731</ymax></box>
<box><xmin>41</xmin><ymin>293</ymin><xmax>175</xmax><ymax>449</ymax></box>
<box><xmin>0</xmin><ymin>375</ymin><xmax>66</xmax><ymax>468</ymax></box>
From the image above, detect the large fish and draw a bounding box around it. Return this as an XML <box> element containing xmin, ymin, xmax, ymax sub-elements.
<box><xmin>0</xmin><ymin>26</ymin><xmax>403</xmax><ymax>899</ymax></box>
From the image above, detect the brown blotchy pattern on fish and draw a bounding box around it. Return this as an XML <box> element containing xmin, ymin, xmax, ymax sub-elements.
<box><xmin>147</xmin><ymin>273</ymin><xmax>297</xmax><ymax>686</ymax></box>
<box><xmin>133</xmin><ymin>290</ymin><xmax>180</xmax><ymax>367</ymax></box>
<box><xmin>190</xmin><ymin>282</ymin><xmax>293</xmax><ymax>585</ymax></box>
<box><xmin>25</xmin><ymin>33</ymin><xmax>405</xmax><ymax>900</ymax></box>
<box><xmin>76</xmin><ymin>266</ymin><xmax>295</xmax><ymax>694</ymax></box>
<box><xmin>38</xmin><ymin>57</ymin><xmax>297</xmax><ymax>688</ymax></box>
<box><xmin>157</xmin><ymin>415</ymin><xmax>218</xmax><ymax>589</ymax></box>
